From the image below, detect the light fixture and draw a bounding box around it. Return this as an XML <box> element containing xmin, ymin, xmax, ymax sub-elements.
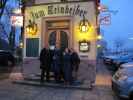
<box><xmin>98</xmin><ymin>4</ymin><xmax>108</xmax><ymax>12</ymax></box>
<box><xmin>26</xmin><ymin>20</ymin><xmax>37</xmax><ymax>35</ymax></box>
<box><xmin>19</xmin><ymin>41</ymin><xmax>23</xmax><ymax>48</ymax></box>
<box><xmin>79</xmin><ymin>15</ymin><xmax>90</xmax><ymax>32</ymax></box>
<box><xmin>97</xmin><ymin>44</ymin><xmax>101</xmax><ymax>48</ymax></box>
<box><xmin>97</xmin><ymin>35</ymin><xmax>103</xmax><ymax>40</ymax></box>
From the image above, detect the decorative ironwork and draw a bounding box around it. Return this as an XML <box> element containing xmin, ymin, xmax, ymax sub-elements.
<box><xmin>79</xmin><ymin>15</ymin><xmax>90</xmax><ymax>32</ymax></box>
<box><xmin>26</xmin><ymin>20</ymin><xmax>37</xmax><ymax>35</ymax></box>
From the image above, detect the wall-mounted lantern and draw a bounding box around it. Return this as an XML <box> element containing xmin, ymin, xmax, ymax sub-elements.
<box><xmin>79</xmin><ymin>15</ymin><xmax>90</xmax><ymax>32</ymax></box>
<box><xmin>26</xmin><ymin>20</ymin><xmax>37</xmax><ymax>35</ymax></box>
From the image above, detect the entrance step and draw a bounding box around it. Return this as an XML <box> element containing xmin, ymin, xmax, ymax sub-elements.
<box><xmin>12</xmin><ymin>75</ymin><xmax>92</xmax><ymax>90</ymax></box>
<box><xmin>24</xmin><ymin>75</ymin><xmax>55</xmax><ymax>82</ymax></box>
<box><xmin>35</xmin><ymin>72</ymin><xmax>55</xmax><ymax>77</ymax></box>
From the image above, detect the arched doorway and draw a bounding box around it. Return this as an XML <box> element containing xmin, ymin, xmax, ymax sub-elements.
<box><xmin>43</xmin><ymin>18</ymin><xmax>72</xmax><ymax>51</ymax></box>
<box><xmin>48</xmin><ymin>30</ymin><xmax>69</xmax><ymax>51</ymax></box>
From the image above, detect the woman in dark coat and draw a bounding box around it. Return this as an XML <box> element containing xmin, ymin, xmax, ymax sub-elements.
<box><xmin>63</xmin><ymin>48</ymin><xmax>73</xmax><ymax>85</ymax></box>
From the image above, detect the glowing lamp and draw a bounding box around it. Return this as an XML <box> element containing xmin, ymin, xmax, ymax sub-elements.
<box><xmin>81</xmin><ymin>25</ymin><xmax>87</xmax><ymax>32</ymax></box>
<box><xmin>97</xmin><ymin>35</ymin><xmax>103</xmax><ymax>40</ymax></box>
<box><xmin>26</xmin><ymin>20</ymin><xmax>37</xmax><ymax>35</ymax></box>
<box><xmin>97</xmin><ymin>44</ymin><xmax>101</xmax><ymax>48</ymax></box>
<box><xmin>19</xmin><ymin>42</ymin><xmax>23</xmax><ymax>48</ymax></box>
<box><xmin>98</xmin><ymin>6</ymin><xmax>102</xmax><ymax>11</ymax></box>
<box><xmin>79</xmin><ymin>15</ymin><xmax>90</xmax><ymax>32</ymax></box>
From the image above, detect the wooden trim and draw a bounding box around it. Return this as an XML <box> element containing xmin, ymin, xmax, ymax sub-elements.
<box><xmin>47</xmin><ymin>27</ymin><xmax>69</xmax><ymax>30</ymax></box>
<box><xmin>41</xmin><ymin>16</ymin><xmax>73</xmax><ymax>49</ymax></box>
<box><xmin>56</xmin><ymin>30</ymin><xmax>60</xmax><ymax>48</ymax></box>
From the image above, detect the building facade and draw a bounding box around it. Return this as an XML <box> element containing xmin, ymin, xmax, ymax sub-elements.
<box><xmin>24</xmin><ymin>0</ymin><xmax>99</xmax><ymax>66</ymax></box>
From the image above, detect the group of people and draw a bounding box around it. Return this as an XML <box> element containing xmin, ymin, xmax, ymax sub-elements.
<box><xmin>39</xmin><ymin>47</ymin><xmax>80</xmax><ymax>85</ymax></box>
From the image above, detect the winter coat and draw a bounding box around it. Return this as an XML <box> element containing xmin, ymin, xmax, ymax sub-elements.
<box><xmin>71</xmin><ymin>52</ymin><xmax>80</xmax><ymax>65</ymax></box>
<box><xmin>39</xmin><ymin>48</ymin><xmax>51</xmax><ymax>69</ymax></box>
<box><xmin>63</xmin><ymin>52</ymin><xmax>73</xmax><ymax>82</ymax></box>
<box><xmin>52</xmin><ymin>49</ymin><xmax>61</xmax><ymax>73</ymax></box>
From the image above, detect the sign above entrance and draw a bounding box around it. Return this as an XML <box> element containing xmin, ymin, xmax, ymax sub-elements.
<box><xmin>47</xmin><ymin>5</ymin><xmax>87</xmax><ymax>16</ymax></box>
<box><xmin>29</xmin><ymin>4</ymin><xmax>87</xmax><ymax>20</ymax></box>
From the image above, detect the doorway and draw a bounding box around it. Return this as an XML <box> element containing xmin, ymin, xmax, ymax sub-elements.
<box><xmin>43</xmin><ymin>18</ymin><xmax>72</xmax><ymax>51</ymax></box>
<box><xmin>48</xmin><ymin>29</ymin><xmax>69</xmax><ymax>51</ymax></box>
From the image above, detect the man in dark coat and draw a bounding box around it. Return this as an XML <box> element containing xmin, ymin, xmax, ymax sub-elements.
<box><xmin>52</xmin><ymin>47</ymin><xmax>62</xmax><ymax>83</ymax></box>
<box><xmin>39</xmin><ymin>47</ymin><xmax>51</xmax><ymax>83</ymax></box>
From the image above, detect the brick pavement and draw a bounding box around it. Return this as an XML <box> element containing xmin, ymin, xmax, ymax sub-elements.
<box><xmin>0</xmin><ymin>59</ymin><xmax>119</xmax><ymax>100</ymax></box>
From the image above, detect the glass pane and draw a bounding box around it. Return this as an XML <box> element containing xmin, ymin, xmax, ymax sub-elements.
<box><xmin>60</xmin><ymin>31</ymin><xmax>68</xmax><ymax>51</ymax></box>
<box><xmin>49</xmin><ymin>31</ymin><xmax>56</xmax><ymax>50</ymax></box>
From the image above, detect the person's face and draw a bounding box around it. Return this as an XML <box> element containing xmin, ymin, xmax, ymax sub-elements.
<box><xmin>65</xmin><ymin>48</ymin><xmax>69</xmax><ymax>53</ymax></box>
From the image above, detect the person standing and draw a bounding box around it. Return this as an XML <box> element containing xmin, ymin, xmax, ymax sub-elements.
<box><xmin>39</xmin><ymin>47</ymin><xmax>51</xmax><ymax>83</ymax></box>
<box><xmin>53</xmin><ymin>47</ymin><xmax>61</xmax><ymax>83</ymax></box>
<box><xmin>71</xmin><ymin>48</ymin><xmax>80</xmax><ymax>80</ymax></box>
<box><xmin>63</xmin><ymin>48</ymin><xmax>73</xmax><ymax>85</ymax></box>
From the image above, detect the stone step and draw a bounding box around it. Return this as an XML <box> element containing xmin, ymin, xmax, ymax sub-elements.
<box><xmin>24</xmin><ymin>75</ymin><xmax>81</xmax><ymax>84</ymax></box>
<box><xmin>35</xmin><ymin>73</ymin><xmax>55</xmax><ymax>77</ymax></box>
<box><xmin>25</xmin><ymin>74</ymin><xmax>63</xmax><ymax>81</ymax></box>
<box><xmin>24</xmin><ymin>74</ymin><xmax>85</xmax><ymax>85</ymax></box>
<box><xmin>12</xmin><ymin>78</ymin><xmax>92</xmax><ymax>90</ymax></box>
<box><xmin>24</xmin><ymin>76</ymin><xmax>60</xmax><ymax>82</ymax></box>
<box><xmin>23</xmin><ymin>76</ymin><xmax>85</xmax><ymax>86</ymax></box>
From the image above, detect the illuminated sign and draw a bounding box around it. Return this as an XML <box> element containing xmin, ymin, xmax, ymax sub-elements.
<box><xmin>11</xmin><ymin>15</ymin><xmax>23</xmax><ymax>27</ymax></box>
<box><xmin>79</xmin><ymin>40</ymin><xmax>90</xmax><ymax>52</ymax></box>
<box><xmin>99</xmin><ymin>13</ymin><xmax>111</xmax><ymax>25</ymax></box>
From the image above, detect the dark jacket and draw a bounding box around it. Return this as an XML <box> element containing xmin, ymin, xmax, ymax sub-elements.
<box><xmin>39</xmin><ymin>48</ymin><xmax>51</xmax><ymax>69</ymax></box>
<box><xmin>63</xmin><ymin>52</ymin><xmax>73</xmax><ymax>82</ymax></box>
<box><xmin>71</xmin><ymin>52</ymin><xmax>80</xmax><ymax>65</ymax></box>
<box><xmin>52</xmin><ymin>49</ymin><xmax>61</xmax><ymax>73</ymax></box>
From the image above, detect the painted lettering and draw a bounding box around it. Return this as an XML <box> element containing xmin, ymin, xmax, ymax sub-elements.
<box><xmin>48</xmin><ymin>5</ymin><xmax>53</xmax><ymax>14</ymax></box>
<box><xmin>30</xmin><ymin>4</ymin><xmax>88</xmax><ymax>20</ymax></box>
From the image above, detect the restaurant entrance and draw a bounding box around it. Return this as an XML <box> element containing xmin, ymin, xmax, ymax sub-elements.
<box><xmin>44</xmin><ymin>18</ymin><xmax>72</xmax><ymax>51</ymax></box>
<box><xmin>47</xmin><ymin>29</ymin><xmax>69</xmax><ymax>51</ymax></box>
